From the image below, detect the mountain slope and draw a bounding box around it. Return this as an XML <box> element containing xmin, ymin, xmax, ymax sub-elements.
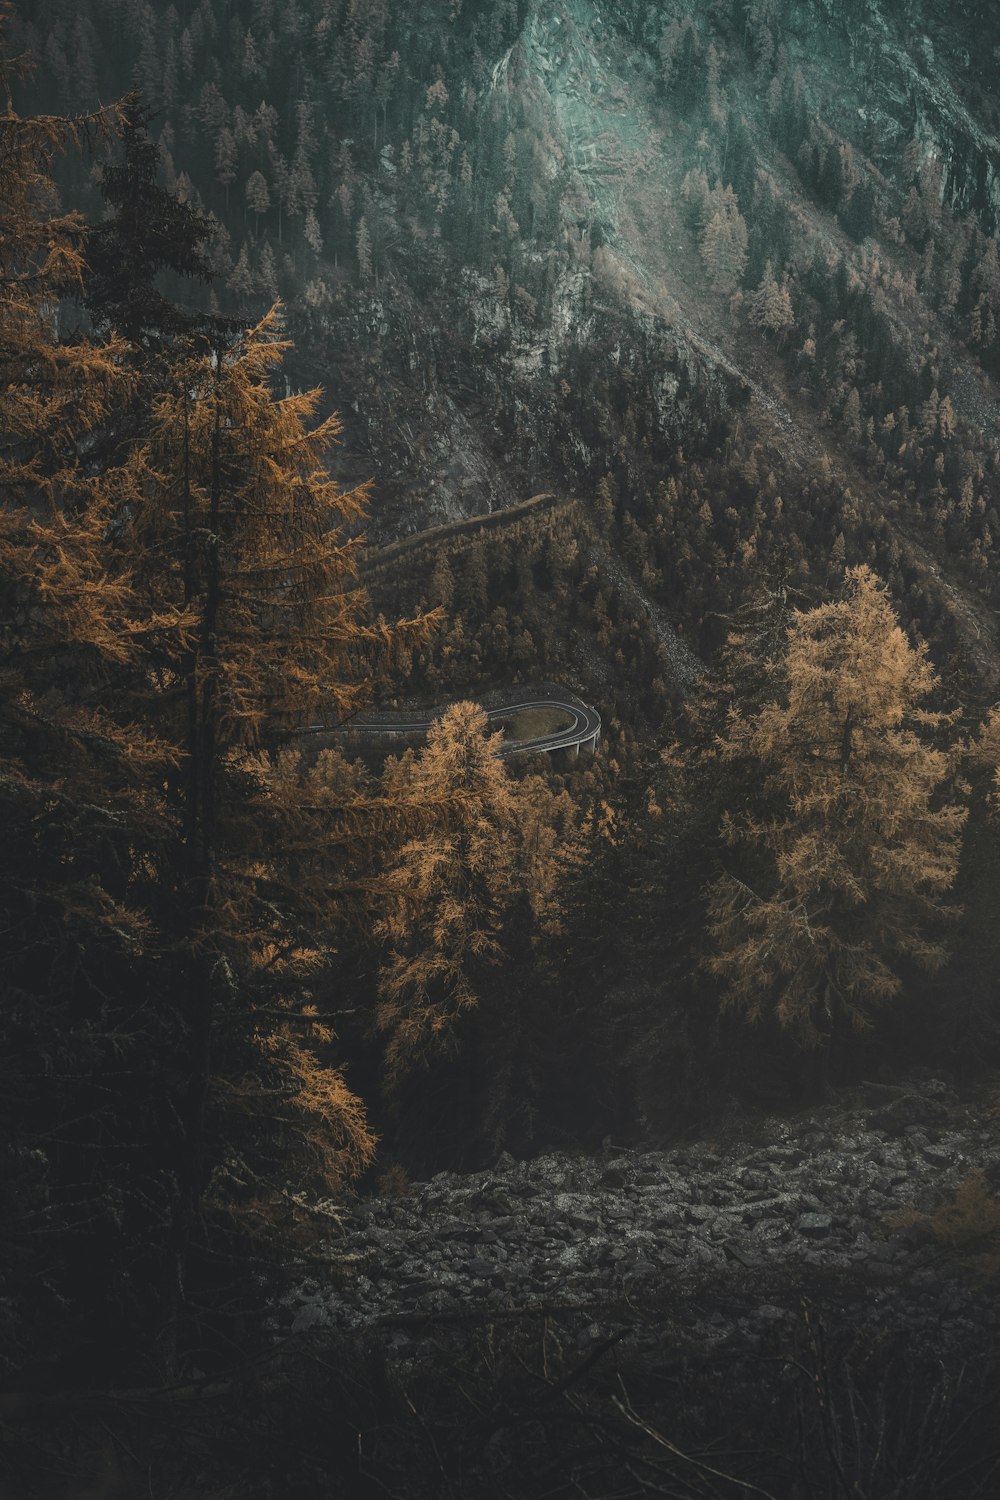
<box><xmin>14</xmin><ymin>0</ymin><xmax>1000</xmax><ymax>701</ymax></box>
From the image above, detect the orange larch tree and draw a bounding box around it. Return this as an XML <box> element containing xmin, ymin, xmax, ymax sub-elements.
<box><xmin>133</xmin><ymin>305</ymin><xmax>433</xmax><ymax>1357</ymax></box>
<box><xmin>0</xmin><ymin>28</ymin><xmax>194</xmax><ymax>1372</ymax></box>
<box><xmin>0</xmin><ymin>7</ymin><xmax>430</xmax><ymax>1370</ymax></box>
<box><xmin>375</xmin><ymin>702</ymin><xmax>581</xmax><ymax>1091</ymax></box>
<box><xmin>707</xmin><ymin>567</ymin><xmax>966</xmax><ymax>1058</ymax></box>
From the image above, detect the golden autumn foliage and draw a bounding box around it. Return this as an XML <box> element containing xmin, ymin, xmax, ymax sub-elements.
<box><xmin>888</xmin><ymin>1170</ymin><xmax>1000</xmax><ymax>1283</ymax></box>
<box><xmin>698</xmin><ymin>183</ymin><xmax>748</xmax><ymax>294</ymax></box>
<box><xmin>977</xmin><ymin>703</ymin><xmax>1000</xmax><ymax>817</ymax></box>
<box><xmin>0</xmin><ymin>37</ymin><xmax>200</xmax><ymax>1370</ymax></box>
<box><xmin>0</xmin><ymin>44</ymin><xmax>161</xmax><ymax>696</ymax></box>
<box><xmin>0</xmin><ymin>75</ymin><xmax>129</xmax><ymax>500</ymax></box>
<box><xmin>141</xmin><ymin>305</ymin><xmax>423</xmax><ymax>745</ymax></box>
<box><xmin>707</xmin><ymin>567</ymin><xmax>966</xmax><ymax>1047</ymax></box>
<box><xmin>133</xmin><ymin>307</ymin><xmax>434</xmax><ymax>1253</ymax></box>
<box><xmin>0</xmin><ymin>38</ymin><xmax>181</xmax><ymax>1000</ymax></box>
<box><xmin>375</xmin><ymin>702</ymin><xmax>581</xmax><ymax>1086</ymax></box>
<box><xmin>376</xmin><ymin>703</ymin><xmax>521</xmax><ymax>1078</ymax></box>
<box><xmin>748</xmin><ymin>259</ymin><xmax>794</xmax><ymax>336</ymax></box>
<box><xmin>0</xmin><ymin>30</ymin><xmax>433</xmax><ymax>1366</ymax></box>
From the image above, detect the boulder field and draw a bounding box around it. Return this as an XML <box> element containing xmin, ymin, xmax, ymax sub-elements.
<box><xmin>285</xmin><ymin>1077</ymin><xmax>1000</xmax><ymax>1351</ymax></box>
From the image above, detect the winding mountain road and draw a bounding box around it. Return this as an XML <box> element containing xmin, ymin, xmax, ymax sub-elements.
<box><xmin>310</xmin><ymin>687</ymin><xmax>601</xmax><ymax>760</ymax></box>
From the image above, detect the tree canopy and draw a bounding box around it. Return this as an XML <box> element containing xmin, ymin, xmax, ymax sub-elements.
<box><xmin>707</xmin><ymin>566</ymin><xmax>966</xmax><ymax>1049</ymax></box>
<box><xmin>0</xmin><ymin>49</ymin><xmax>429</xmax><ymax>1374</ymax></box>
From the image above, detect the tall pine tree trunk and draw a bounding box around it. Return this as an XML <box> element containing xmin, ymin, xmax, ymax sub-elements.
<box><xmin>157</xmin><ymin>365</ymin><xmax>225</xmax><ymax>1374</ymax></box>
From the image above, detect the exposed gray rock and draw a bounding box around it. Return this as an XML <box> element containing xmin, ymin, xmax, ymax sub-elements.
<box><xmin>797</xmin><ymin>1213</ymin><xmax>834</xmax><ymax>1237</ymax></box>
<box><xmin>283</xmin><ymin>1078</ymin><xmax>999</xmax><ymax>1337</ymax></box>
<box><xmin>869</xmin><ymin>1093</ymin><xmax>949</xmax><ymax>1134</ymax></box>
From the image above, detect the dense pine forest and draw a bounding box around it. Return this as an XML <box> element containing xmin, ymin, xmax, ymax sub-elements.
<box><xmin>3</xmin><ymin>0</ymin><xmax>1000</xmax><ymax>1494</ymax></box>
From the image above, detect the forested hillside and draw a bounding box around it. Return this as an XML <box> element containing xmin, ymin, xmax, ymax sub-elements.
<box><xmin>4</xmin><ymin>1</ymin><xmax>1000</xmax><ymax>1495</ymax></box>
<box><xmin>16</xmin><ymin>0</ymin><xmax>1000</xmax><ymax>730</ymax></box>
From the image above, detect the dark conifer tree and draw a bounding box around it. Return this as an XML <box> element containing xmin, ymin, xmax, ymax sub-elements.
<box><xmin>84</xmin><ymin>93</ymin><xmax>218</xmax><ymax>351</ymax></box>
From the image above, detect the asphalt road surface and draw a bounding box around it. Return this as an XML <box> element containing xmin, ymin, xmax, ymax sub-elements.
<box><xmin>311</xmin><ymin>689</ymin><xmax>601</xmax><ymax>759</ymax></box>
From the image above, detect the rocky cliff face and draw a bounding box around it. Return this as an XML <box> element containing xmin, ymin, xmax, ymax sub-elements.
<box><xmin>794</xmin><ymin>0</ymin><xmax>1000</xmax><ymax>227</ymax></box>
<box><xmin>312</xmin><ymin>0</ymin><xmax>1000</xmax><ymax>540</ymax></box>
